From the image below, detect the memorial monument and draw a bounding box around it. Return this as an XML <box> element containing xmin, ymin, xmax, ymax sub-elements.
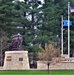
<box><xmin>3</xmin><ymin>33</ymin><xmax>30</xmax><ymax>70</ymax></box>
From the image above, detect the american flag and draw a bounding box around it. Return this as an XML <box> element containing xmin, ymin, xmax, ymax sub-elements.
<box><xmin>70</xmin><ymin>6</ymin><xmax>74</xmax><ymax>12</ymax></box>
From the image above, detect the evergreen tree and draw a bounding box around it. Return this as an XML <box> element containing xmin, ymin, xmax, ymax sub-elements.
<box><xmin>35</xmin><ymin>0</ymin><xmax>61</xmax><ymax>48</ymax></box>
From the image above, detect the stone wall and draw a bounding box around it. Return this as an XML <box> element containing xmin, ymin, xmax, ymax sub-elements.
<box><xmin>3</xmin><ymin>51</ymin><xmax>30</xmax><ymax>70</ymax></box>
<box><xmin>37</xmin><ymin>58</ymin><xmax>74</xmax><ymax>70</ymax></box>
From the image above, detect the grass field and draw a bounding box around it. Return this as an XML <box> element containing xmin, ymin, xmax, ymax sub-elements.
<box><xmin>0</xmin><ymin>70</ymin><xmax>74</xmax><ymax>75</ymax></box>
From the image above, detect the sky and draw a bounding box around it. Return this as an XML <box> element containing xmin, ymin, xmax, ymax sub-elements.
<box><xmin>18</xmin><ymin>0</ymin><xmax>44</xmax><ymax>23</ymax></box>
<box><xmin>19</xmin><ymin>0</ymin><xmax>44</xmax><ymax>4</ymax></box>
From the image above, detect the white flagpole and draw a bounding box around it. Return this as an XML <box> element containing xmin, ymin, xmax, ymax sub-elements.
<box><xmin>68</xmin><ymin>2</ymin><xmax>70</xmax><ymax>58</ymax></box>
<box><xmin>61</xmin><ymin>15</ymin><xmax>63</xmax><ymax>56</ymax></box>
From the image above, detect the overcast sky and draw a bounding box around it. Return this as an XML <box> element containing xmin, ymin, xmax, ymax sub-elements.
<box><xmin>19</xmin><ymin>0</ymin><xmax>44</xmax><ymax>4</ymax></box>
<box><xmin>18</xmin><ymin>0</ymin><xmax>44</xmax><ymax>21</ymax></box>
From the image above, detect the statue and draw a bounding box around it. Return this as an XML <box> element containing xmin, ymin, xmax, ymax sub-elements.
<box><xmin>12</xmin><ymin>33</ymin><xmax>23</xmax><ymax>51</ymax></box>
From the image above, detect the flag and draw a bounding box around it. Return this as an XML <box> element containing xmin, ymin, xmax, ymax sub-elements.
<box><xmin>63</xmin><ymin>20</ymin><xmax>72</xmax><ymax>26</ymax></box>
<box><xmin>70</xmin><ymin>6</ymin><xmax>74</xmax><ymax>12</ymax></box>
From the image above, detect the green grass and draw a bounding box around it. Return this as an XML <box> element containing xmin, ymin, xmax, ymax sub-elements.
<box><xmin>0</xmin><ymin>70</ymin><xmax>74</xmax><ymax>75</ymax></box>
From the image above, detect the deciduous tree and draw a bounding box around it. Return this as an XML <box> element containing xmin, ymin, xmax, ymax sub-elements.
<box><xmin>38</xmin><ymin>43</ymin><xmax>60</xmax><ymax>75</ymax></box>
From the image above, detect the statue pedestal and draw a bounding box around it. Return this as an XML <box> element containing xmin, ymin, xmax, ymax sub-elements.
<box><xmin>3</xmin><ymin>51</ymin><xmax>30</xmax><ymax>70</ymax></box>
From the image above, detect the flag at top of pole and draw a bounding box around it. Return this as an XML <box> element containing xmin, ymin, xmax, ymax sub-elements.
<box><xmin>70</xmin><ymin>6</ymin><xmax>74</xmax><ymax>12</ymax></box>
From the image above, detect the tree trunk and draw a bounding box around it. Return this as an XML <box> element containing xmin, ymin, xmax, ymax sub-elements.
<box><xmin>47</xmin><ymin>63</ymin><xmax>50</xmax><ymax>75</ymax></box>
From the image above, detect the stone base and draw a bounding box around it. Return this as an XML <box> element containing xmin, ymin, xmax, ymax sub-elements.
<box><xmin>61</xmin><ymin>54</ymin><xmax>69</xmax><ymax>58</ymax></box>
<box><xmin>3</xmin><ymin>51</ymin><xmax>30</xmax><ymax>70</ymax></box>
<box><xmin>37</xmin><ymin>58</ymin><xmax>74</xmax><ymax>70</ymax></box>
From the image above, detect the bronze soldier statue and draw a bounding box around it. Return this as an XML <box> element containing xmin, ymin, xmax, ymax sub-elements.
<box><xmin>12</xmin><ymin>33</ymin><xmax>23</xmax><ymax>51</ymax></box>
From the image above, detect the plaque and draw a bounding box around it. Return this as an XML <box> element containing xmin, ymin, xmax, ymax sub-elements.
<box><xmin>19</xmin><ymin>58</ymin><xmax>23</xmax><ymax>61</ymax></box>
<box><xmin>7</xmin><ymin>56</ymin><xmax>11</xmax><ymax>58</ymax></box>
<box><xmin>6</xmin><ymin>59</ymin><xmax>11</xmax><ymax>61</ymax></box>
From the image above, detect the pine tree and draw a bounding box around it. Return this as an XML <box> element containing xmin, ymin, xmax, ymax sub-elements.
<box><xmin>35</xmin><ymin>0</ymin><xmax>61</xmax><ymax>48</ymax></box>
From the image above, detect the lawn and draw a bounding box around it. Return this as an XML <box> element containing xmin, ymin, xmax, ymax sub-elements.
<box><xmin>0</xmin><ymin>70</ymin><xmax>74</xmax><ymax>75</ymax></box>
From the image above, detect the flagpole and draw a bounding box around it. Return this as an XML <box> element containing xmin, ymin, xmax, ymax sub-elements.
<box><xmin>68</xmin><ymin>2</ymin><xmax>70</xmax><ymax>58</ymax></box>
<box><xmin>61</xmin><ymin>15</ymin><xmax>63</xmax><ymax>56</ymax></box>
